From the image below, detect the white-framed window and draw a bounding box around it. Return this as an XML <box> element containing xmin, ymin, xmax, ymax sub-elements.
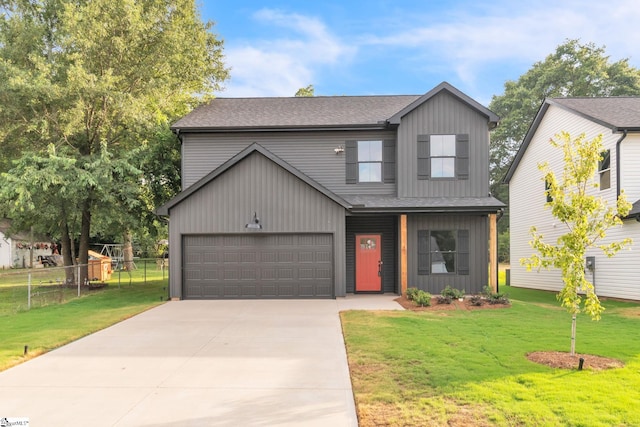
<box><xmin>430</xmin><ymin>135</ymin><xmax>456</xmax><ymax>178</ymax></box>
<box><xmin>357</xmin><ymin>140</ymin><xmax>383</xmax><ymax>182</ymax></box>
<box><xmin>599</xmin><ymin>150</ymin><xmax>610</xmax><ymax>190</ymax></box>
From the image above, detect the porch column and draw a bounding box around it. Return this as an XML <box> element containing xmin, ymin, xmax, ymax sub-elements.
<box><xmin>489</xmin><ymin>213</ymin><xmax>498</xmax><ymax>292</ymax></box>
<box><xmin>400</xmin><ymin>214</ymin><xmax>407</xmax><ymax>296</ymax></box>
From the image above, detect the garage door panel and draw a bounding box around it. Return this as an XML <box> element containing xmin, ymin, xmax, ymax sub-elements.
<box><xmin>183</xmin><ymin>234</ymin><xmax>333</xmax><ymax>299</ymax></box>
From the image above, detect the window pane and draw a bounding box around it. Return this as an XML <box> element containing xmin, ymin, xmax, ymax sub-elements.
<box><xmin>359</xmin><ymin>163</ymin><xmax>382</xmax><ymax>182</ymax></box>
<box><xmin>600</xmin><ymin>169</ymin><xmax>611</xmax><ymax>190</ymax></box>
<box><xmin>431</xmin><ymin>231</ymin><xmax>456</xmax><ymax>252</ymax></box>
<box><xmin>599</xmin><ymin>150</ymin><xmax>610</xmax><ymax>171</ymax></box>
<box><xmin>430</xmin><ymin>135</ymin><xmax>455</xmax><ymax>156</ymax></box>
<box><xmin>358</xmin><ymin>140</ymin><xmax>382</xmax><ymax>161</ymax></box>
<box><xmin>430</xmin><ymin>230</ymin><xmax>456</xmax><ymax>274</ymax></box>
<box><xmin>431</xmin><ymin>158</ymin><xmax>455</xmax><ymax>177</ymax></box>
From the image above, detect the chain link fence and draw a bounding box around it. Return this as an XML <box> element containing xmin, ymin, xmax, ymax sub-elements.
<box><xmin>0</xmin><ymin>258</ymin><xmax>169</xmax><ymax>315</ymax></box>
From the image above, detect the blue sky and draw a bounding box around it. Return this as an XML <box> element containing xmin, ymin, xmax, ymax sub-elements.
<box><xmin>200</xmin><ymin>0</ymin><xmax>640</xmax><ymax>105</ymax></box>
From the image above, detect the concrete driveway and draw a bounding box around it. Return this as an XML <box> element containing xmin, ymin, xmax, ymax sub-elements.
<box><xmin>0</xmin><ymin>296</ymin><xmax>402</xmax><ymax>426</ymax></box>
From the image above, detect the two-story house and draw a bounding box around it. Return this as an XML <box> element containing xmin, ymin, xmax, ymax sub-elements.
<box><xmin>505</xmin><ymin>97</ymin><xmax>640</xmax><ymax>301</ymax></box>
<box><xmin>157</xmin><ymin>82</ymin><xmax>504</xmax><ymax>300</ymax></box>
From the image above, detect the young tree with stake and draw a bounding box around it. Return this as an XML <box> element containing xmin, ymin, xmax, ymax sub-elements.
<box><xmin>521</xmin><ymin>132</ymin><xmax>631</xmax><ymax>355</ymax></box>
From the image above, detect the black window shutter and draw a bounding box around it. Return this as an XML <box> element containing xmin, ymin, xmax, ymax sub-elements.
<box><xmin>456</xmin><ymin>134</ymin><xmax>469</xmax><ymax>180</ymax></box>
<box><xmin>418</xmin><ymin>230</ymin><xmax>430</xmax><ymax>275</ymax></box>
<box><xmin>417</xmin><ymin>135</ymin><xmax>430</xmax><ymax>180</ymax></box>
<box><xmin>457</xmin><ymin>229</ymin><xmax>470</xmax><ymax>275</ymax></box>
<box><xmin>383</xmin><ymin>139</ymin><xmax>396</xmax><ymax>184</ymax></box>
<box><xmin>345</xmin><ymin>140</ymin><xmax>357</xmax><ymax>184</ymax></box>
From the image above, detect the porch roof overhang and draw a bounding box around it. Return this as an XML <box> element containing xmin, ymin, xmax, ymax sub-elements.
<box><xmin>343</xmin><ymin>195</ymin><xmax>505</xmax><ymax>215</ymax></box>
<box><xmin>623</xmin><ymin>199</ymin><xmax>640</xmax><ymax>220</ymax></box>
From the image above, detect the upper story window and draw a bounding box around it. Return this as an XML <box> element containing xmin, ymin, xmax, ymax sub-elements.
<box><xmin>599</xmin><ymin>150</ymin><xmax>610</xmax><ymax>190</ymax></box>
<box><xmin>417</xmin><ymin>134</ymin><xmax>469</xmax><ymax>180</ymax></box>
<box><xmin>357</xmin><ymin>140</ymin><xmax>382</xmax><ymax>182</ymax></box>
<box><xmin>430</xmin><ymin>135</ymin><xmax>456</xmax><ymax>178</ymax></box>
<box><xmin>345</xmin><ymin>140</ymin><xmax>395</xmax><ymax>184</ymax></box>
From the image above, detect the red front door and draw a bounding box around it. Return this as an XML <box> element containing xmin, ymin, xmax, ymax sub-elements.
<box><xmin>355</xmin><ymin>234</ymin><xmax>382</xmax><ymax>292</ymax></box>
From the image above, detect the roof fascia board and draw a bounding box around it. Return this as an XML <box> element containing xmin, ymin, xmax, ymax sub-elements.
<box><xmin>348</xmin><ymin>206</ymin><xmax>504</xmax><ymax>214</ymax></box>
<box><xmin>387</xmin><ymin>82</ymin><xmax>499</xmax><ymax>126</ymax></box>
<box><xmin>502</xmin><ymin>101</ymin><xmax>550</xmax><ymax>184</ymax></box>
<box><xmin>171</xmin><ymin>124</ymin><xmax>392</xmax><ymax>134</ymax></box>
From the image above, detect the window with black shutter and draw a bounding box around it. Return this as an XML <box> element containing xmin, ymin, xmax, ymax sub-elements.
<box><xmin>345</xmin><ymin>140</ymin><xmax>396</xmax><ymax>184</ymax></box>
<box><xmin>418</xmin><ymin>229</ymin><xmax>470</xmax><ymax>275</ymax></box>
<box><xmin>417</xmin><ymin>134</ymin><xmax>469</xmax><ymax>180</ymax></box>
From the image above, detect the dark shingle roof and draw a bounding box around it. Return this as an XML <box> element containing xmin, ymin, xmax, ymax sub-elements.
<box><xmin>550</xmin><ymin>97</ymin><xmax>640</xmax><ymax>131</ymax></box>
<box><xmin>171</xmin><ymin>82</ymin><xmax>500</xmax><ymax>131</ymax></box>
<box><xmin>172</xmin><ymin>95</ymin><xmax>421</xmax><ymax>130</ymax></box>
<box><xmin>343</xmin><ymin>195</ymin><xmax>505</xmax><ymax>213</ymax></box>
<box><xmin>504</xmin><ymin>96</ymin><xmax>640</xmax><ymax>183</ymax></box>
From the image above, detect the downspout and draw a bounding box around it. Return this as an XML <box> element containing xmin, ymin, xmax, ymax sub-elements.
<box><xmin>616</xmin><ymin>130</ymin><xmax>628</xmax><ymax>200</ymax></box>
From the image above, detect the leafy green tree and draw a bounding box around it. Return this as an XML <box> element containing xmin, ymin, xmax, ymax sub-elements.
<box><xmin>295</xmin><ymin>85</ymin><xmax>315</xmax><ymax>97</ymax></box>
<box><xmin>521</xmin><ymin>132</ymin><xmax>631</xmax><ymax>355</ymax></box>
<box><xmin>0</xmin><ymin>0</ymin><xmax>228</xmax><ymax>281</ymax></box>
<box><xmin>490</xmin><ymin>39</ymin><xmax>640</xmax><ymax>235</ymax></box>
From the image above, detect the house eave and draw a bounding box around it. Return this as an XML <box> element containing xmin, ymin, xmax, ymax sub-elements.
<box><xmin>171</xmin><ymin>123</ymin><xmax>393</xmax><ymax>134</ymax></box>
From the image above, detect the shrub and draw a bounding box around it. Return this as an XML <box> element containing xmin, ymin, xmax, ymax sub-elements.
<box><xmin>406</xmin><ymin>287</ymin><xmax>420</xmax><ymax>301</ymax></box>
<box><xmin>469</xmin><ymin>295</ymin><xmax>484</xmax><ymax>306</ymax></box>
<box><xmin>482</xmin><ymin>286</ymin><xmax>510</xmax><ymax>305</ymax></box>
<box><xmin>437</xmin><ymin>295</ymin><xmax>452</xmax><ymax>304</ymax></box>
<box><xmin>441</xmin><ymin>285</ymin><xmax>464</xmax><ymax>300</ymax></box>
<box><xmin>413</xmin><ymin>290</ymin><xmax>432</xmax><ymax>307</ymax></box>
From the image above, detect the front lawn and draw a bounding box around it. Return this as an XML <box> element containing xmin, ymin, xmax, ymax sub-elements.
<box><xmin>341</xmin><ymin>286</ymin><xmax>640</xmax><ymax>426</ymax></box>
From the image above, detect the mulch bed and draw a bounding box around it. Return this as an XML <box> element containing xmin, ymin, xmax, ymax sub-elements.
<box><xmin>395</xmin><ymin>295</ymin><xmax>510</xmax><ymax>312</ymax></box>
<box><xmin>527</xmin><ymin>351</ymin><xmax>624</xmax><ymax>370</ymax></box>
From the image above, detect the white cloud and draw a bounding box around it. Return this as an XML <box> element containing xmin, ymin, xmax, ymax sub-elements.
<box><xmin>358</xmin><ymin>0</ymin><xmax>640</xmax><ymax>91</ymax></box>
<box><xmin>219</xmin><ymin>9</ymin><xmax>355</xmax><ymax>97</ymax></box>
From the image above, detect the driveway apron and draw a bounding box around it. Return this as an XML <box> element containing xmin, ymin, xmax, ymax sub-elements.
<box><xmin>0</xmin><ymin>297</ymin><xmax>402</xmax><ymax>426</ymax></box>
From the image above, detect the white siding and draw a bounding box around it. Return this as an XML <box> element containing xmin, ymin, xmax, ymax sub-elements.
<box><xmin>0</xmin><ymin>232</ymin><xmax>12</xmax><ymax>268</ymax></box>
<box><xmin>620</xmin><ymin>133</ymin><xmax>640</xmax><ymax>202</ymax></box>
<box><xmin>509</xmin><ymin>105</ymin><xmax>640</xmax><ymax>300</ymax></box>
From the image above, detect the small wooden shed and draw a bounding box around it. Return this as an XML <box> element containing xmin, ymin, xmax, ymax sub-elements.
<box><xmin>88</xmin><ymin>250</ymin><xmax>112</xmax><ymax>281</ymax></box>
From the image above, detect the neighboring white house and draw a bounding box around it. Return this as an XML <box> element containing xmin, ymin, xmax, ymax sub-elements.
<box><xmin>504</xmin><ymin>97</ymin><xmax>640</xmax><ymax>301</ymax></box>
<box><xmin>0</xmin><ymin>219</ymin><xmax>54</xmax><ymax>269</ymax></box>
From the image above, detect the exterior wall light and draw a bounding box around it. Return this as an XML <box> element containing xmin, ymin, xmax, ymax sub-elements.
<box><xmin>245</xmin><ymin>212</ymin><xmax>262</xmax><ymax>229</ymax></box>
<box><xmin>334</xmin><ymin>145</ymin><xmax>344</xmax><ymax>154</ymax></box>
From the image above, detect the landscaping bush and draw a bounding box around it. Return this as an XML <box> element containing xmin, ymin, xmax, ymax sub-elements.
<box><xmin>469</xmin><ymin>295</ymin><xmax>484</xmax><ymax>306</ymax></box>
<box><xmin>441</xmin><ymin>285</ymin><xmax>464</xmax><ymax>302</ymax></box>
<box><xmin>412</xmin><ymin>290</ymin><xmax>432</xmax><ymax>307</ymax></box>
<box><xmin>483</xmin><ymin>286</ymin><xmax>510</xmax><ymax>305</ymax></box>
<box><xmin>405</xmin><ymin>287</ymin><xmax>420</xmax><ymax>301</ymax></box>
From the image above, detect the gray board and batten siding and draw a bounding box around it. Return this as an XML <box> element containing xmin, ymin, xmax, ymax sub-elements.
<box><xmin>167</xmin><ymin>151</ymin><xmax>347</xmax><ymax>299</ymax></box>
<box><xmin>180</xmin><ymin>130</ymin><xmax>397</xmax><ymax>196</ymax></box>
<box><xmin>407</xmin><ymin>214</ymin><xmax>489</xmax><ymax>295</ymax></box>
<box><xmin>397</xmin><ymin>90</ymin><xmax>492</xmax><ymax>198</ymax></box>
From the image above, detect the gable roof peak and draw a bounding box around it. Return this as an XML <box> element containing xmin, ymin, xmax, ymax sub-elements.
<box><xmin>387</xmin><ymin>81</ymin><xmax>499</xmax><ymax>126</ymax></box>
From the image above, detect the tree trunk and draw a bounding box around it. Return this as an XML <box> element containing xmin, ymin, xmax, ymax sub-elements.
<box><xmin>123</xmin><ymin>230</ymin><xmax>135</xmax><ymax>271</ymax></box>
<box><xmin>570</xmin><ymin>314</ymin><xmax>577</xmax><ymax>356</ymax></box>
<box><xmin>78</xmin><ymin>197</ymin><xmax>91</xmax><ymax>285</ymax></box>
<box><xmin>60</xmin><ymin>217</ymin><xmax>75</xmax><ymax>285</ymax></box>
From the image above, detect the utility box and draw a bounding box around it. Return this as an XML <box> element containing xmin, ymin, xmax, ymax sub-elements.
<box><xmin>88</xmin><ymin>250</ymin><xmax>112</xmax><ymax>281</ymax></box>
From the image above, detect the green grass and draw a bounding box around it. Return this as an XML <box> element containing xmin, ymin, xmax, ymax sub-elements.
<box><xmin>342</xmin><ymin>285</ymin><xmax>640</xmax><ymax>426</ymax></box>
<box><xmin>0</xmin><ymin>262</ymin><xmax>168</xmax><ymax>371</ymax></box>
